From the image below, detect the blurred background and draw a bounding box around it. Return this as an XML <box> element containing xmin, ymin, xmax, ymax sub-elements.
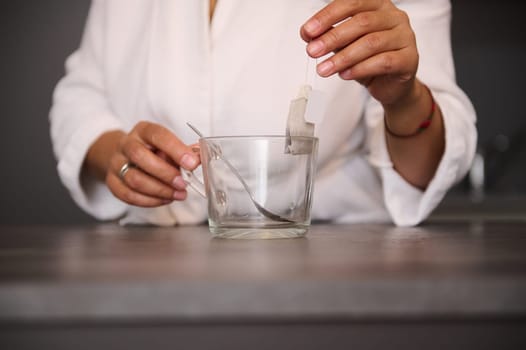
<box><xmin>0</xmin><ymin>0</ymin><xmax>525</xmax><ymax>224</ymax></box>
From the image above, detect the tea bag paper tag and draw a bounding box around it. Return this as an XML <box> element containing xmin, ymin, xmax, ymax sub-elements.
<box><xmin>285</xmin><ymin>84</ymin><xmax>315</xmax><ymax>154</ymax></box>
<box><xmin>304</xmin><ymin>89</ymin><xmax>326</xmax><ymax>124</ymax></box>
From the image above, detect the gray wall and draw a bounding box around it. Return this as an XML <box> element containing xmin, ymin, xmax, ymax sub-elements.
<box><xmin>1</xmin><ymin>1</ymin><xmax>93</xmax><ymax>224</ymax></box>
<box><xmin>451</xmin><ymin>0</ymin><xmax>526</xmax><ymax>194</ymax></box>
<box><xmin>1</xmin><ymin>1</ymin><xmax>525</xmax><ymax>224</ymax></box>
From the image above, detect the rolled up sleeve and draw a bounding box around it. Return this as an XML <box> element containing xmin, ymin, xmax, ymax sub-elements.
<box><xmin>365</xmin><ymin>0</ymin><xmax>477</xmax><ymax>226</ymax></box>
<box><xmin>49</xmin><ymin>0</ymin><xmax>127</xmax><ymax>220</ymax></box>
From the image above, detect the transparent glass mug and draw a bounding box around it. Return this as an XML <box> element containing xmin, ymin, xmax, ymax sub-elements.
<box><xmin>183</xmin><ymin>136</ymin><xmax>318</xmax><ymax>239</ymax></box>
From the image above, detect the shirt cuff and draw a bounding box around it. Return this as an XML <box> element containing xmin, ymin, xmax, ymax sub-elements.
<box><xmin>367</xmin><ymin>92</ymin><xmax>468</xmax><ymax>226</ymax></box>
<box><xmin>57</xmin><ymin>111</ymin><xmax>127</xmax><ymax>220</ymax></box>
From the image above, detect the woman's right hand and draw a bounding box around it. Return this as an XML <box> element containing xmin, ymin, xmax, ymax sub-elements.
<box><xmin>85</xmin><ymin>121</ymin><xmax>200</xmax><ymax>207</ymax></box>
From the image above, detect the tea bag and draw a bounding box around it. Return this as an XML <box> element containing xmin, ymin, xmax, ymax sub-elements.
<box><xmin>285</xmin><ymin>84</ymin><xmax>327</xmax><ymax>154</ymax></box>
<box><xmin>285</xmin><ymin>58</ymin><xmax>327</xmax><ymax>154</ymax></box>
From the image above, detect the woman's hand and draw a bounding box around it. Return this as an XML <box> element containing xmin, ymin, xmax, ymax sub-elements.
<box><xmin>301</xmin><ymin>1</ymin><xmax>446</xmax><ymax>189</ymax></box>
<box><xmin>85</xmin><ymin>121</ymin><xmax>200</xmax><ymax>207</ymax></box>
<box><xmin>300</xmin><ymin>0</ymin><xmax>419</xmax><ymax>107</ymax></box>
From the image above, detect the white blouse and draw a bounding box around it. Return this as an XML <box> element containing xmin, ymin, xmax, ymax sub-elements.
<box><xmin>50</xmin><ymin>0</ymin><xmax>477</xmax><ymax>226</ymax></box>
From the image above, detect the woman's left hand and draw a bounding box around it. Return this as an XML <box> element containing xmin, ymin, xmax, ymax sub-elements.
<box><xmin>300</xmin><ymin>0</ymin><xmax>419</xmax><ymax>107</ymax></box>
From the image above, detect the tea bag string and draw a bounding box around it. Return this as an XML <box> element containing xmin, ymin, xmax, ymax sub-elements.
<box><xmin>304</xmin><ymin>56</ymin><xmax>318</xmax><ymax>88</ymax></box>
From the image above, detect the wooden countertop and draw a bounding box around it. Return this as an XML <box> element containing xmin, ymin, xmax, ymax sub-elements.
<box><xmin>1</xmin><ymin>222</ymin><xmax>526</xmax><ymax>323</ymax></box>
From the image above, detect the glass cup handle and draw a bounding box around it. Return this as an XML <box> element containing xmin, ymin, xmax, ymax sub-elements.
<box><xmin>181</xmin><ymin>168</ymin><xmax>206</xmax><ymax>198</ymax></box>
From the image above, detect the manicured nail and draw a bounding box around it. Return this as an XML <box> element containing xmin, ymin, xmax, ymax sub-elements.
<box><xmin>180</xmin><ymin>153</ymin><xmax>198</xmax><ymax>169</ymax></box>
<box><xmin>317</xmin><ymin>60</ymin><xmax>334</xmax><ymax>76</ymax></box>
<box><xmin>172</xmin><ymin>175</ymin><xmax>187</xmax><ymax>190</ymax></box>
<box><xmin>173</xmin><ymin>190</ymin><xmax>187</xmax><ymax>200</ymax></box>
<box><xmin>307</xmin><ymin>40</ymin><xmax>324</xmax><ymax>56</ymax></box>
<box><xmin>339</xmin><ymin>68</ymin><xmax>352</xmax><ymax>80</ymax></box>
<box><xmin>190</xmin><ymin>143</ymin><xmax>200</xmax><ymax>154</ymax></box>
<box><xmin>304</xmin><ymin>19</ymin><xmax>321</xmax><ymax>34</ymax></box>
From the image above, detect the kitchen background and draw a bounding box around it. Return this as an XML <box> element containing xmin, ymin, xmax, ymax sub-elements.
<box><xmin>1</xmin><ymin>0</ymin><xmax>525</xmax><ymax>224</ymax></box>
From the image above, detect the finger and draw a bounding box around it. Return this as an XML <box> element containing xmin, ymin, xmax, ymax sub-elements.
<box><xmin>135</xmin><ymin>122</ymin><xmax>200</xmax><ymax>171</ymax></box>
<box><xmin>155</xmin><ymin>149</ymin><xmax>177</xmax><ymax>167</ymax></box>
<box><xmin>110</xmin><ymin>156</ymin><xmax>186</xmax><ymax>199</ymax></box>
<box><xmin>316</xmin><ymin>28</ymin><xmax>406</xmax><ymax>77</ymax></box>
<box><xmin>339</xmin><ymin>47</ymin><xmax>417</xmax><ymax>83</ymax></box>
<box><xmin>306</xmin><ymin>10</ymin><xmax>400</xmax><ymax>58</ymax></box>
<box><xmin>120</xmin><ymin>163</ymin><xmax>182</xmax><ymax>200</ymax></box>
<box><xmin>154</xmin><ymin>150</ymin><xmax>190</xmax><ymax>192</ymax></box>
<box><xmin>301</xmin><ymin>0</ymin><xmax>384</xmax><ymax>41</ymax></box>
<box><xmin>121</xmin><ymin>137</ymin><xmax>182</xmax><ymax>186</ymax></box>
<box><xmin>107</xmin><ymin>171</ymin><xmax>175</xmax><ymax>207</ymax></box>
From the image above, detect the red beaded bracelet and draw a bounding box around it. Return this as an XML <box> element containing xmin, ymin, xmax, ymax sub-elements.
<box><xmin>384</xmin><ymin>97</ymin><xmax>436</xmax><ymax>138</ymax></box>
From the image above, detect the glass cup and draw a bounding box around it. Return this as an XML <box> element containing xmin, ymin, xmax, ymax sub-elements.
<box><xmin>183</xmin><ymin>136</ymin><xmax>318</xmax><ymax>239</ymax></box>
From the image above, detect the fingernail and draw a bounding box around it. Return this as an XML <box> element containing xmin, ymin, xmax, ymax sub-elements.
<box><xmin>181</xmin><ymin>153</ymin><xmax>198</xmax><ymax>169</ymax></box>
<box><xmin>339</xmin><ymin>68</ymin><xmax>352</xmax><ymax>80</ymax></box>
<box><xmin>190</xmin><ymin>143</ymin><xmax>200</xmax><ymax>154</ymax></box>
<box><xmin>173</xmin><ymin>190</ymin><xmax>187</xmax><ymax>201</ymax></box>
<box><xmin>317</xmin><ymin>60</ymin><xmax>334</xmax><ymax>76</ymax></box>
<box><xmin>307</xmin><ymin>40</ymin><xmax>324</xmax><ymax>56</ymax></box>
<box><xmin>172</xmin><ymin>175</ymin><xmax>187</xmax><ymax>190</ymax></box>
<box><xmin>304</xmin><ymin>19</ymin><xmax>321</xmax><ymax>34</ymax></box>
